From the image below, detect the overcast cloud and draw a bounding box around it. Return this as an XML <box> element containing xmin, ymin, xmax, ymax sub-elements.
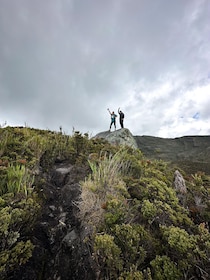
<box><xmin>0</xmin><ymin>0</ymin><xmax>210</xmax><ymax>137</ymax></box>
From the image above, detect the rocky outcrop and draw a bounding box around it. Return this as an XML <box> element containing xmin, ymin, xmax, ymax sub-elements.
<box><xmin>93</xmin><ymin>128</ymin><xmax>138</xmax><ymax>149</ymax></box>
<box><xmin>173</xmin><ymin>170</ymin><xmax>187</xmax><ymax>206</ymax></box>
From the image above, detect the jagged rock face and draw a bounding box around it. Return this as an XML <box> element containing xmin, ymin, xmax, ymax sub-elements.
<box><xmin>12</xmin><ymin>161</ymin><xmax>95</xmax><ymax>280</ymax></box>
<box><xmin>93</xmin><ymin>128</ymin><xmax>138</xmax><ymax>149</ymax></box>
<box><xmin>173</xmin><ymin>170</ymin><xmax>187</xmax><ymax>206</ymax></box>
<box><xmin>174</xmin><ymin>170</ymin><xmax>187</xmax><ymax>194</ymax></box>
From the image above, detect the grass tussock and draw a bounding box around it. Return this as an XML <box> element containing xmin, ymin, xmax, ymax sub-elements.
<box><xmin>77</xmin><ymin>150</ymin><xmax>130</xmax><ymax>227</ymax></box>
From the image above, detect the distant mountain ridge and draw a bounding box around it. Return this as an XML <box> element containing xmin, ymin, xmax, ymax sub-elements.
<box><xmin>135</xmin><ymin>134</ymin><xmax>210</xmax><ymax>174</ymax></box>
<box><xmin>94</xmin><ymin>129</ymin><xmax>210</xmax><ymax>174</ymax></box>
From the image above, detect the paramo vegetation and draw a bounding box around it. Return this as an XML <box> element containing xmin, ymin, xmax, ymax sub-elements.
<box><xmin>0</xmin><ymin>126</ymin><xmax>209</xmax><ymax>279</ymax></box>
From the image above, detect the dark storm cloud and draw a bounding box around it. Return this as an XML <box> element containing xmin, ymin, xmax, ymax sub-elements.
<box><xmin>0</xmin><ymin>0</ymin><xmax>209</xmax><ymax>136</ymax></box>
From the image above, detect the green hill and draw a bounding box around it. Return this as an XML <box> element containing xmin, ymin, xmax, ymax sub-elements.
<box><xmin>0</xmin><ymin>126</ymin><xmax>209</xmax><ymax>280</ymax></box>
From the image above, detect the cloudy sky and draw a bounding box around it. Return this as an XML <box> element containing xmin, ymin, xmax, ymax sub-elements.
<box><xmin>0</xmin><ymin>0</ymin><xmax>210</xmax><ymax>137</ymax></box>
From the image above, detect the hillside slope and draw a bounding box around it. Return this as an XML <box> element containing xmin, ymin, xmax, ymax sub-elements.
<box><xmin>0</xmin><ymin>127</ymin><xmax>209</xmax><ymax>280</ymax></box>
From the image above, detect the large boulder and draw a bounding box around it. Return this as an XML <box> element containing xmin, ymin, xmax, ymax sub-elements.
<box><xmin>93</xmin><ymin>128</ymin><xmax>138</xmax><ymax>149</ymax></box>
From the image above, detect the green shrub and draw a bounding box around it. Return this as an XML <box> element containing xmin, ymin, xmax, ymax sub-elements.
<box><xmin>0</xmin><ymin>199</ymin><xmax>37</xmax><ymax>278</ymax></box>
<box><xmin>113</xmin><ymin>224</ymin><xmax>146</xmax><ymax>266</ymax></box>
<box><xmin>161</xmin><ymin>225</ymin><xmax>195</xmax><ymax>254</ymax></box>
<box><xmin>150</xmin><ymin>255</ymin><xmax>182</xmax><ymax>280</ymax></box>
<box><xmin>119</xmin><ymin>267</ymin><xmax>152</xmax><ymax>280</ymax></box>
<box><xmin>141</xmin><ymin>199</ymin><xmax>157</xmax><ymax>220</ymax></box>
<box><xmin>104</xmin><ymin>198</ymin><xmax>127</xmax><ymax>226</ymax></box>
<box><xmin>93</xmin><ymin>234</ymin><xmax>123</xmax><ymax>279</ymax></box>
<box><xmin>0</xmin><ymin>240</ymin><xmax>34</xmax><ymax>277</ymax></box>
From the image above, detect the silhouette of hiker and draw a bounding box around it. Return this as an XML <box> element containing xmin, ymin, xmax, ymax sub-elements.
<box><xmin>107</xmin><ymin>108</ymin><xmax>117</xmax><ymax>131</ymax></box>
<box><xmin>118</xmin><ymin>108</ymin><xmax>124</xmax><ymax>128</ymax></box>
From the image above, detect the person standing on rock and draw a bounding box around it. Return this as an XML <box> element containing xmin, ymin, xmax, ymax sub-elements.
<box><xmin>118</xmin><ymin>108</ymin><xmax>124</xmax><ymax>128</ymax></box>
<box><xmin>107</xmin><ymin>108</ymin><xmax>117</xmax><ymax>131</ymax></box>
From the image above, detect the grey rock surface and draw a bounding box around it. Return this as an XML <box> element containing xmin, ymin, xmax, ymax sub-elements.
<box><xmin>93</xmin><ymin>128</ymin><xmax>138</xmax><ymax>149</ymax></box>
<box><xmin>174</xmin><ymin>170</ymin><xmax>187</xmax><ymax>194</ymax></box>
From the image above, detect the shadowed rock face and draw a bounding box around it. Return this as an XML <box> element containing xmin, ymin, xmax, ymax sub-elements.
<box><xmin>11</xmin><ymin>162</ymin><xmax>95</xmax><ymax>280</ymax></box>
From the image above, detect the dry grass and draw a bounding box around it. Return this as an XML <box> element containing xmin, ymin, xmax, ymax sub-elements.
<box><xmin>79</xmin><ymin>184</ymin><xmax>105</xmax><ymax>226</ymax></box>
<box><xmin>77</xmin><ymin>150</ymin><xmax>129</xmax><ymax>228</ymax></box>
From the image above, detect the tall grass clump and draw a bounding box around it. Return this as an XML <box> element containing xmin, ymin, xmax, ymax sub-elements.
<box><xmin>77</xmin><ymin>149</ymin><xmax>130</xmax><ymax>227</ymax></box>
<box><xmin>25</xmin><ymin>135</ymin><xmax>48</xmax><ymax>161</ymax></box>
<box><xmin>5</xmin><ymin>164</ymin><xmax>34</xmax><ymax>196</ymax></box>
<box><xmin>88</xmin><ymin>150</ymin><xmax>129</xmax><ymax>192</ymax></box>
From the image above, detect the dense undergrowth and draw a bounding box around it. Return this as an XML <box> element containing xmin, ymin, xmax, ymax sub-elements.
<box><xmin>79</xmin><ymin>149</ymin><xmax>210</xmax><ymax>279</ymax></box>
<box><xmin>0</xmin><ymin>126</ymin><xmax>210</xmax><ymax>279</ymax></box>
<box><xmin>0</xmin><ymin>126</ymin><xmax>107</xmax><ymax>279</ymax></box>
